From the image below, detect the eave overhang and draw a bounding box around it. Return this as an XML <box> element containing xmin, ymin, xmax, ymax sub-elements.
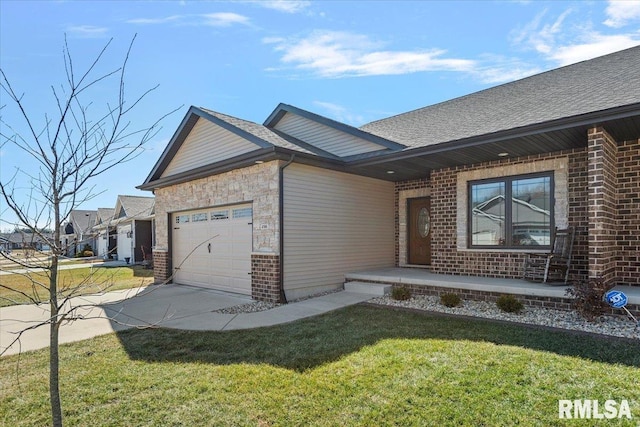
<box><xmin>139</xmin><ymin>102</ymin><xmax>640</xmax><ymax>190</ymax></box>
<box><xmin>348</xmin><ymin>103</ymin><xmax>640</xmax><ymax>182</ymax></box>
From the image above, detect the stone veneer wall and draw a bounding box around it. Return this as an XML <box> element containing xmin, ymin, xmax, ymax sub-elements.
<box><xmin>400</xmin><ymin>148</ymin><xmax>590</xmax><ymax>281</ymax></box>
<box><xmin>616</xmin><ymin>138</ymin><xmax>640</xmax><ymax>286</ymax></box>
<box><xmin>152</xmin><ymin>161</ymin><xmax>281</xmax><ymax>297</ymax></box>
<box><xmin>588</xmin><ymin>128</ymin><xmax>619</xmax><ymax>285</ymax></box>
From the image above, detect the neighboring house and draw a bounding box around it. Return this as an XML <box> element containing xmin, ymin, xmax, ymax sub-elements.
<box><xmin>94</xmin><ymin>207</ymin><xmax>117</xmax><ymax>259</ymax></box>
<box><xmin>139</xmin><ymin>46</ymin><xmax>640</xmax><ymax>303</ymax></box>
<box><xmin>60</xmin><ymin>210</ymin><xmax>97</xmax><ymax>257</ymax></box>
<box><xmin>112</xmin><ymin>195</ymin><xmax>154</xmax><ymax>264</ymax></box>
<box><xmin>0</xmin><ymin>231</ymin><xmax>52</xmax><ymax>252</ymax></box>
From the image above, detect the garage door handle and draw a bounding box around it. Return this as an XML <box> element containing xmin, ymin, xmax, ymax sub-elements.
<box><xmin>207</xmin><ymin>243</ymin><xmax>211</xmax><ymax>253</ymax></box>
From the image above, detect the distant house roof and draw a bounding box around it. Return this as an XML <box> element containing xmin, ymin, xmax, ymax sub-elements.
<box><xmin>96</xmin><ymin>208</ymin><xmax>115</xmax><ymax>224</ymax></box>
<box><xmin>114</xmin><ymin>195</ymin><xmax>154</xmax><ymax>222</ymax></box>
<box><xmin>64</xmin><ymin>210</ymin><xmax>97</xmax><ymax>236</ymax></box>
<box><xmin>0</xmin><ymin>231</ymin><xmax>53</xmax><ymax>246</ymax></box>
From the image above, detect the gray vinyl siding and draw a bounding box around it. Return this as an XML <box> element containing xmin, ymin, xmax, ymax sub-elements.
<box><xmin>162</xmin><ymin>117</ymin><xmax>258</xmax><ymax>177</ymax></box>
<box><xmin>274</xmin><ymin>112</ymin><xmax>386</xmax><ymax>157</ymax></box>
<box><xmin>283</xmin><ymin>163</ymin><xmax>395</xmax><ymax>300</ymax></box>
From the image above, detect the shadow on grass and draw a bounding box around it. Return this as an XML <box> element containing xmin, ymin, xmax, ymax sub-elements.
<box><xmin>114</xmin><ymin>304</ymin><xmax>640</xmax><ymax>371</ymax></box>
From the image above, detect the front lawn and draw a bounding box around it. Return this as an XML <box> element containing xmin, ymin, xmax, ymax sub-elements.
<box><xmin>0</xmin><ymin>266</ymin><xmax>154</xmax><ymax>307</ymax></box>
<box><xmin>1</xmin><ymin>305</ymin><xmax>638</xmax><ymax>426</ymax></box>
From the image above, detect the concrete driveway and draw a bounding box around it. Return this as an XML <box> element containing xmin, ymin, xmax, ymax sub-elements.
<box><xmin>1</xmin><ymin>284</ymin><xmax>376</xmax><ymax>357</ymax></box>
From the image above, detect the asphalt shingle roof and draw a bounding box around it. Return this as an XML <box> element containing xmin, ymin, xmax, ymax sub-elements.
<box><xmin>96</xmin><ymin>208</ymin><xmax>115</xmax><ymax>224</ymax></box>
<box><xmin>117</xmin><ymin>196</ymin><xmax>154</xmax><ymax>219</ymax></box>
<box><xmin>200</xmin><ymin>108</ymin><xmax>319</xmax><ymax>156</ymax></box>
<box><xmin>360</xmin><ymin>45</ymin><xmax>640</xmax><ymax>148</ymax></box>
<box><xmin>69</xmin><ymin>210</ymin><xmax>97</xmax><ymax>234</ymax></box>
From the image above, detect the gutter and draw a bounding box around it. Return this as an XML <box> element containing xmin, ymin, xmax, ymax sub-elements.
<box><xmin>278</xmin><ymin>154</ymin><xmax>295</xmax><ymax>303</ymax></box>
<box><xmin>351</xmin><ymin>102</ymin><xmax>640</xmax><ymax>167</ymax></box>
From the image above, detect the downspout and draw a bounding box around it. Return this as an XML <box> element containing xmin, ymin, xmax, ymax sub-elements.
<box><xmin>279</xmin><ymin>154</ymin><xmax>295</xmax><ymax>303</ymax></box>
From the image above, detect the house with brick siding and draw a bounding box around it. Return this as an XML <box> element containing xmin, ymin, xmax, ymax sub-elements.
<box><xmin>140</xmin><ymin>46</ymin><xmax>640</xmax><ymax>304</ymax></box>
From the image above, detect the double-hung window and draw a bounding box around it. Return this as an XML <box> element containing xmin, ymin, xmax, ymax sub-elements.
<box><xmin>468</xmin><ymin>172</ymin><xmax>554</xmax><ymax>249</ymax></box>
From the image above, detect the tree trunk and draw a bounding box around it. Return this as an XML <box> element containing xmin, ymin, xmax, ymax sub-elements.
<box><xmin>50</xmin><ymin>205</ymin><xmax>63</xmax><ymax>427</ymax></box>
<box><xmin>49</xmin><ymin>317</ymin><xmax>63</xmax><ymax>427</ymax></box>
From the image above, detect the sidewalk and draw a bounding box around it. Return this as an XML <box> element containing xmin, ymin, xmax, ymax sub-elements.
<box><xmin>0</xmin><ymin>285</ymin><xmax>377</xmax><ymax>357</ymax></box>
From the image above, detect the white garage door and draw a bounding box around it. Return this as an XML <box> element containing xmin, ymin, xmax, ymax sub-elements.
<box><xmin>172</xmin><ymin>204</ymin><xmax>252</xmax><ymax>295</ymax></box>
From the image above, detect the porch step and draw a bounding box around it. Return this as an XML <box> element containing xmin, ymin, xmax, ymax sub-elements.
<box><xmin>344</xmin><ymin>281</ymin><xmax>392</xmax><ymax>296</ymax></box>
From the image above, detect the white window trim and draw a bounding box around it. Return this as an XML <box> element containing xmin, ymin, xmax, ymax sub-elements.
<box><xmin>456</xmin><ymin>158</ymin><xmax>569</xmax><ymax>252</ymax></box>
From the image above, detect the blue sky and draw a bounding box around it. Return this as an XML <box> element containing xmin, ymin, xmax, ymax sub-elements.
<box><xmin>1</xmin><ymin>0</ymin><xmax>640</xmax><ymax>230</ymax></box>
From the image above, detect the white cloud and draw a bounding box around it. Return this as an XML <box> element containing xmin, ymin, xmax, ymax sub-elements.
<box><xmin>66</xmin><ymin>25</ymin><xmax>109</xmax><ymax>38</ymax></box>
<box><xmin>201</xmin><ymin>12</ymin><xmax>250</xmax><ymax>27</ymax></box>
<box><xmin>268</xmin><ymin>30</ymin><xmax>476</xmax><ymax>78</ymax></box>
<box><xmin>511</xmin><ymin>7</ymin><xmax>640</xmax><ymax>66</ymax></box>
<box><xmin>511</xmin><ymin>9</ymin><xmax>572</xmax><ymax>55</ymax></box>
<box><xmin>312</xmin><ymin>101</ymin><xmax>365</xmax><ymax>126</ymax></box>
<box><xmin>126</xmin><ymin>13</ymin><xmax>250</xmax><ymax>27</ymax></box>
<box><xmin>126</xmin><ymin>16</ymin><xmax>182</xmax><ymax>25</ymax></box>
<box><xmin>549</xmin><ymin>34</ymin><xmax>640</xmax><ymax>65</ymax></box>
<box><xmin>604</xmin><ymin>0</ymin><xmax>640</xmax><ymax>28</ymax></box>
<box><xmin>473</xmin><ymin>58</ymin><xmax>542</xmax><ymax>84</ymax></box>
<box><xmin>255</xmin><ymin>0</ymin><xmax>311</xmax><ymax>14</ymax></box>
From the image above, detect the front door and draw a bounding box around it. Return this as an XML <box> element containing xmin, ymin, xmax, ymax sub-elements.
<box><xmin>408</xmin><ymin>197</ymin><xmax>431</xmax><ymax>265</ymax></box>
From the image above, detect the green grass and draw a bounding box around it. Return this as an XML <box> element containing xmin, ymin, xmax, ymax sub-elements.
<box><xmin>1</xmin><ymin>305</ymin><xmax>639</xmax><ymax>426</ymax></box>
<box><xmin>0</xmin><ymin>266</ymin><xmax>154</xmax><ymax>307</ymax></box>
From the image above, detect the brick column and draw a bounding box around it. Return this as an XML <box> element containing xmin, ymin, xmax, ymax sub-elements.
<box><xmin>587</xmin><ymin>127</ymin><xmax>618</xmax><ymax>285</ymax></box>
<box><xmin>616</xmin><ymin>139</ymin><xmax>640</xmax><ymax>285</ymax></box>
<box><xmin>152</xmin><ymin>249</ymin><xmax>171</xmax><ymax>284</ymax></box>
<box><xmin>251</xmin><ymin>253</ymin><xmax>282</xmax><ymax>303</ymax></box>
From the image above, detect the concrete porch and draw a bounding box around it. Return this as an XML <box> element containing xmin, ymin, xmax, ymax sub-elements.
<box><xmin>344</xmin><ymin>268</ymin><xmax>640</xmax><ymax>315</ymax></box>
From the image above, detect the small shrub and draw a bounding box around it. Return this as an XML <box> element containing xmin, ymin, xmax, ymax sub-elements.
<box><xmin>565</xmin><ymin>278</ymin><xmax>612</xmax><ymax>321</ymax></box>
<box><xmin>440</xmin><ymin>293</ymin><xmax>461</xmax><ymax>308</ymax></box>
<box><xmin>496</xmin><ymin>295</ymin><xmax>524</xmax><ymax>314</ymax></box>
<box><xmin>391</xmin><ymin>286</ymin><xmax>411</xmax><ymax>301</ymax></box>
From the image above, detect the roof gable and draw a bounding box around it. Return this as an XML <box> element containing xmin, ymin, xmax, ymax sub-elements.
<box><xmin>265</xmin><ymin>103</ymin><xmax>405</xmax><ymax>157</ymax></box>
<box><xmin>113</xmin><ymin>195</ymin><xmax>154</xmax><ymax>221</ymax></box>
<box><xmin>69</xmin><ymin>210</ymin><xmax>97</xmax><ymax>234</ymax></box>
<box><xmin>161</xmin><ymin>117</ymin><xmax>261</xmax><ymax>177</ymax></box>
<box><xmin>142</xmin><ymin>106</ymin><xmax>323</xmax><ymax>185</ymax></box>
<box><xmin>96</xmin><ymin>208</ymin><xmax>115</xmax><ymax>225</ymax></box>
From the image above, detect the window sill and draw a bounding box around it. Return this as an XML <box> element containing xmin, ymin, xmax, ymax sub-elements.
<box><xmin>458</xmin><ymin>248</ymin><xmax>550</xmax><ymax>253</ymax></box>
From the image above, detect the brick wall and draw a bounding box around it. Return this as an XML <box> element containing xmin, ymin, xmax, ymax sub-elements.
<box><xmin>251</xmin><ymin>253</ymin><xmax>282</xmax><ymax>302</ymax></box>
<box><xmin>617</xmin><ymin>138</ymin><xmax>640</xmax><ymax>285</ymax></box>
<box><xmin>588</xmin><ymin>128</ymin><xmax>619</xmax><ymax>285</ymax></box>
<box><xmin>425</xmin><ymin>150</ymin><xmax>586</xmax><ymax>280</ymax></box>
<box><xmin>152</xmin><ymin>249</ymin><xmax>170</xmax><ymax>284</ymax></box>
<box><xmin>567</xmin><ymin>150</ymin><xmax>589</xmax><ymax>283</ymax></box>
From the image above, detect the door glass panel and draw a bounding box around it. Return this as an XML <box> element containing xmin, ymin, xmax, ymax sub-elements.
<box><xmin>232</xmin><ymin>207</ymin><xmax>252</xmax><ymax>219</ymax></box>
<box><xmin>418</xmin><ymin>207</ymin><xmax>430</xmax><ymax>238</ymax></box>
<box><xmin>192</xmin><ymin>213</ymin><xmax>208</xmax><ymax>222</ymax></box>
<box><xmin>175</xmin><ymin>215</ymin><xmax>190</xmax><ymax>224</ymax></box>
<box><xmin>211</xmin><ymin>210</ymin><xmax>229</xmax><ymax>220</ymax></box>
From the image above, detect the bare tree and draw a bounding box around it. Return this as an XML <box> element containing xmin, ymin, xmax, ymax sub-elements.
<box><xmin>0</xmin><ymin>35</ymin><xmax>175</xmax><ymax>427</ymax></box>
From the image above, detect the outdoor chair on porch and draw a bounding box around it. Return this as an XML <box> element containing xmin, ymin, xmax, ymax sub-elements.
<box><xmin>523</xmin><ymin>227</ymin><xmax>574</xmax><ymax>284</ymax></box>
